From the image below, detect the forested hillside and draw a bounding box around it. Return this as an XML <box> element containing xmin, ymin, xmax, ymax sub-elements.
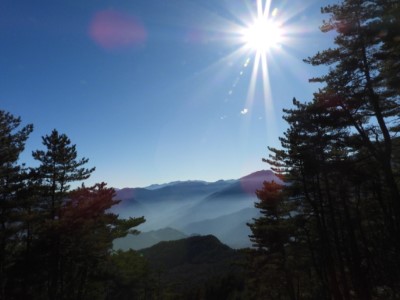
<box><xmin>138</xmin><ymin>235</ymin><xmax>245</xmax><ymax>299</ymax></box>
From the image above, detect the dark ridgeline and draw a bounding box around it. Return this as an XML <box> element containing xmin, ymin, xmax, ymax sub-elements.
<box><xmin>137</xmin><ymin>235</ymin><xmax>246</xmax><ymax>300</ymax></box>
<box><xmin>247</xmin><ymin>0</ymin><xmax>400</xmax><ymax>299</ymax></box>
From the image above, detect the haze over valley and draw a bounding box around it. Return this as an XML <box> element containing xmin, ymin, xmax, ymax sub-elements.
<box><xmin>113</xmin><ymin>170</ymin><xmax>282</xmax><ymax>249</ymax></box>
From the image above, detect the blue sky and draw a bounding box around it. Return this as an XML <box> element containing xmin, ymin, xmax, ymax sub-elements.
<box><xmin>1</xmin><ymin>0</ymin><xmax>335</xmax><ymax>188</ymax></box>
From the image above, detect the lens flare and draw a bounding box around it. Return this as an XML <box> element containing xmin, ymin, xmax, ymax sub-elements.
<box><xmin>89</xmin><ymin>10</ymin><xmax>146</xmax><ymax>50</ymax></box>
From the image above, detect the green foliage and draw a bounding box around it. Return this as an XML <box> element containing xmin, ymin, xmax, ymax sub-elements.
<box><xmin>106</xmin><ymin>249</ymin><xmax>154</xmax><ymax>300</ymax></box>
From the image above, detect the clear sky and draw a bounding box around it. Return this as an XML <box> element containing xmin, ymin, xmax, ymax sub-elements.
<box><xmin>1</xmin><ymin>0</ymin><xmax>335</xmax><ymax>188</ymax></box>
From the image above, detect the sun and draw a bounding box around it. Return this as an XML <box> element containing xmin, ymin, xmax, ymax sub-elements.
<box><xmin>242</xmin><ymin>18</ymin><xmax>282</xmax><ymax>53</ymax></box>
<box><xmin>196</xmin><ymin>0</ymin><xmax>291</xmax><ymax>123</ymax></box>
<box><xmin>229</xmin><ymin>0</ymin><xmax>287</xmax><ymax>126</ymax></box>
<box><xmin>234</xmin><ymin>1</ymin><xmax>285</xmax><ymax>110</ymax></box>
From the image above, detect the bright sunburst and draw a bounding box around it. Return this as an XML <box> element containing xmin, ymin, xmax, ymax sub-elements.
<box><xmin>235</xmin><ymin>0</ymin><xmax>285</xmax><ymax>121</ymax></box>
<box><xmin>242</xmin><ymin>16</ymin><xmax>282</xmax><ymax>53</ymax></box>
<box><xmin>190</xmin><ymin>0</ymin><xmax>295</xmax><ymax>124</ymax></box>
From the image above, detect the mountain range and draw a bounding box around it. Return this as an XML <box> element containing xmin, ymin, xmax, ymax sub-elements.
<box><xmin>112</xmin><ymin>170</ymin><xmax>281</xmax><ymax>249</ymax></box>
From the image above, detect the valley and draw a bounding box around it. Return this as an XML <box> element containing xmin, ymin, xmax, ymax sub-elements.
<box><xmin>112</xmin><ymin>170</ymin><xmax>282</xmax><ymax>249</ymax></box>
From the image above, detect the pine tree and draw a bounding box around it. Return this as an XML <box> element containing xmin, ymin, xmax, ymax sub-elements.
<box><xmin>248</xmin><ymin>181</ymin><xmax>298</xmax><ymax>300</ymax></box>
<box><xmin>0</xmin><ymin>110</ymin><xmax>33</xmax><ymax>298</ymax></box>
<box><xmin>31</xmin><ymin>129</ymin><xmax>95</xmax><ymax>300</ymax></box>
<box><xmin>304</xmin><ymin>0</ymin><xmax>400</xmax><ymax>219</ymax></box>
<box><xmin>32</xmin><ymin>129</ymin><xmax>95</xmax><ymax>220</ymax></box>
<box><xmin>56</xmin><ymin>183</ymin><xmax>145</xmax><ymax>300</ymax></box>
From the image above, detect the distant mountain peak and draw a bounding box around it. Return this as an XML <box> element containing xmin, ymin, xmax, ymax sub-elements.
<box><xmin>203</xmin><ymin>169</ymin><xmax>282</xmax><ymax>201</ymax></box>
<box><xmin>238</xmin><ymin>169</ymin><xmax>282</xmax><ymax>195</ymax></box>
<box><xmin>239</xmin><ymin>169</ymin><xmax>275</xmax><ymax>180</ymax></box>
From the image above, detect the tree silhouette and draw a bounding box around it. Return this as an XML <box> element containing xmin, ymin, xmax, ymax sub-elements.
<box><xmin>249</xmin><ymin>0</ymin><xmax>400</xmax><ymax>298</ymax></box>
<box><xmin>0</xmin><ymin>110</ymin><xmax>32</xmax><ymax>299</ymax></box>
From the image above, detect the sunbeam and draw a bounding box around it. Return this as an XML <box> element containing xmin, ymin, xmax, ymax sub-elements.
<box><xmin>238</xmin><ymin>0</ymin><xmax>284</xmax><ymax>128</ymax></box>
<box><xmin>166</xmin><ymin>0</ymin><xmax>311</xmax><ymax>125</ymax></box>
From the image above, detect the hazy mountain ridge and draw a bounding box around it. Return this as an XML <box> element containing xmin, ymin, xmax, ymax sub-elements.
<box><xmin>143</xmin><ymin>179</ymin><xmax>236</xmax><ymax>191</ymax></box>
<box><xmin>113</xmin><ymin>170</ymin><xmax>280</xmax><ymax>248</ymax></box>
<box><xmin>182</xmin><ymin>207</ymin><xmax>260</xmax><ymax>248</ymax></box>
<box><xmin>205</xmin><ymin>170</ymin><xmax>284</xmax><ymax>201</ymax></box>
<box><xmin>113</xmin><ymin>227</ymin><xmax>187</xmax><ymax>251</ymax></box>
